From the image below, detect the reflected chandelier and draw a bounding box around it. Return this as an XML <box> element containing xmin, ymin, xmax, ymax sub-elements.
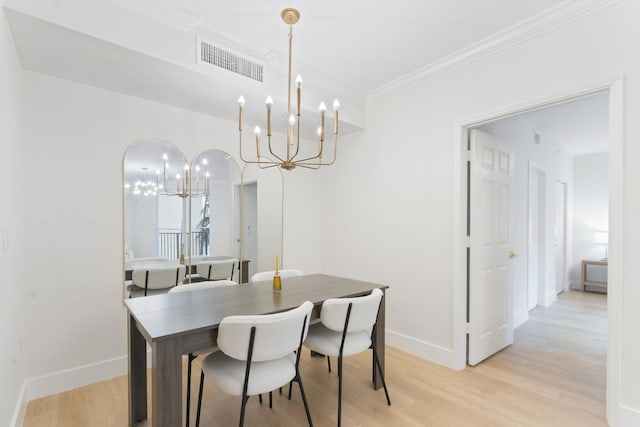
<box><xmin>238</xmin><ymin>8</ymin><xmax>339</xmax><ymax>170</ymax></box>
<box><xmin>158</xmin><ymin>154</ymin><xmax>210</xmax><ymax>199</ymax></box>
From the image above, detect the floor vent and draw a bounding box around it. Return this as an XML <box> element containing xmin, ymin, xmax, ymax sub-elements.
<box><xmin>198</xmin><ymin>39</ymin><xmax>263</xmax><ymax>83</ymax></box>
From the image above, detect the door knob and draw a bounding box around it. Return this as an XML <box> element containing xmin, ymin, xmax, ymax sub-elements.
<box><xmin>509</xmin><ymin>251</ymin><xmax>519</xmax><ymax>259</ymax></box>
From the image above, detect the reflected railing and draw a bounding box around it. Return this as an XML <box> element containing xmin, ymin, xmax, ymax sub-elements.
<box><xmin>157</xmin><ymin>230</ymin><xmax>209</xmax><ymax>260</ymax></box>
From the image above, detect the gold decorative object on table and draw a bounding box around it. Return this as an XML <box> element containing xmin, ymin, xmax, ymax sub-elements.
<box><xmin>237</xmin><ymin>8</ymin><xmax>340</xmax><ymax>170</ymax></box>
<box><xmin>273</xmin><ymin>255</ymin><xmax>282</xmax><ymax>292</ymax></box>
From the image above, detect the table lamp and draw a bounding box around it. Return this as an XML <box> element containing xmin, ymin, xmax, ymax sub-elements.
<box><xmin>594</xmin><ymin>230</ymin><xmax>608</xmax><ymax>261</ymax></box>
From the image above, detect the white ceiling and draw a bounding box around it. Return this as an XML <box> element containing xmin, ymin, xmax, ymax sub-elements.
<box><xmin>3</xmin><ymin>0</ymin><xmax>612</xmax><ymax>152</ymax></box>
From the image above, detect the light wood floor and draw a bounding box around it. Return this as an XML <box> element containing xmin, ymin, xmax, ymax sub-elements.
<box><xmin>23</xmin><ymin>291</ymin><xmax>607</xmax><ymax>426</ymax></box>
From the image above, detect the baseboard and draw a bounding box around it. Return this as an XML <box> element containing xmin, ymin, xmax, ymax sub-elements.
<box><xmin>513</xmin><ymin>309</ymin><xmax>529</xmax><ymax>329</ymax></box>
<box><xmin>24</xmin><ymin>355</ymin><xmax>129</xmax><ymax>403</ymax></box>
<box><xmin>386</xmin><ymin>329</ymin><xmax>455</xmax><ymax>369</ymax></box>
<box><xmin>543</xmin><ymin>289</ymin><xmax>557</xmax><ymax>307</ymax></box>
<box><xmin>10</xmin><ymin>381</ymin><xmax>27</xmax><ymax>427</ymax></box>
<box><xmin>617</xmin><ymin>404</ymin><xmax>640</xmax><ymax>426</ymax></box>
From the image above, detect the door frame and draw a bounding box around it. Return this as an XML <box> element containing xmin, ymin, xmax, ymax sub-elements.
<box><xmin>452</xmin><ymin>78</ymin><xmax>623</xmax><ymax>423</ymax></box>
<box><xmin>527</xmin><ymin>161</ymin><xmax>547</xmax><ymax>310</ymax></box>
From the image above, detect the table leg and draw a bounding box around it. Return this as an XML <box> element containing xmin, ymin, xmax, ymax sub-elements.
<box><xmin>128</xmin><ymin>315</ymin><xmax>147</xmax><ymax>425</ymax></box>
<box><xmin>152</xmin><ymin>338</ymin><xmax>183</xmax><ymax>427</ymax></box>
<box><xmin>373</xmin><ymin>289</ymin><xmax>386</xmax><ymax>390</ymax></box>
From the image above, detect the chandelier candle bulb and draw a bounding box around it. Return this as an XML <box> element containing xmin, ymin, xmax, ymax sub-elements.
<box><xmin>296</xmin><ymin>75</ymin><xmax>303</xmax><ymax>116</ymax></box>
<box><xmin>254</xmin><ymin>126</ymin><xmax>261</xmax><ymax>157</ymax></box>
<box><xmin>266</xmin><ymin>96</ymin><xmax>273</xmax><ymax>136</ymax></box>
<box><xmin>238</xmin><ymin>96</ymin><xmax>245</xmax><ymax>131</ymax></box>
<box><xmin>333</xmin><ymin>99</ymin><xmax>340</xmax><ymax>134</ymax></box>
<box><xmin>319</xmin><ymin>102</ymin><xmax>326</xmax><ymax>140</ymax></box>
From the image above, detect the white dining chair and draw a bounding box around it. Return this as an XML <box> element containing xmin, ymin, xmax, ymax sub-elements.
<box><xmin>195</xmin><ymin>300</ymin><xmax>314</xmax><ymax>427</ymax></box>
<box><xmin>249</xmin><ymin>269</ymin><xmax>304</xmax><ymax>284</ymax></box>
<box><xmin>195</xmin><ymin>258</ymin><xmax>238</xmax><ymax>281</ymax></box>
<box><xmin>130</xmin><ymin>265</ymin><xmax>187</xmax><ymax>297</ymax></box>
<box><xmin>168</xmin><ymin>280</ymin><xmax>237</xmax><ymax>427</ymax></box>
<box><xmin>303</xmin><ymin>288</ymin><xmax>390</xmax><ymax>427</ymax></box>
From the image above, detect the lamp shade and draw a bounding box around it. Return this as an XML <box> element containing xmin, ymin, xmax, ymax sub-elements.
<box><xmin>594</xmin><ymin>231</ymin><xmax>609</xmax><ymax>245</ymax></box>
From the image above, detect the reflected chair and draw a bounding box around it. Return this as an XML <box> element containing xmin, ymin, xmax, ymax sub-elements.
<box><xmin>195</xmin><ymin>258</ymin><xmax>238</xmax><ymax>282</ymax></box>
<box><xmin>168</xmin><ymin>280</ymin><xmax>238</xmax><ymax>427</ymax></box>
<box><xmin>195</xmin><ymin>301</ymin><xmax>314</xmax><ymax>427</ymax></box>
<box><xmin>129</xmin><ymin>265</ymin><xmax>187</xmax><ymax>297</ymax></box>
<box><xmin>250</xmin><ymin>269</ymin><xmax>304</xmax><ymax>284</ymax></box>
<box><xmin>303</xmin><ymin>288</ymin><xmax>390</xmax><ymax>427</ymax></box>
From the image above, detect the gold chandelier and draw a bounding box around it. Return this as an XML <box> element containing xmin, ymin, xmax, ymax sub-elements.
<box><xmin>238</xmin><ymin>8</ymin><xmax>339</xmax><ymax>170</ymax></box>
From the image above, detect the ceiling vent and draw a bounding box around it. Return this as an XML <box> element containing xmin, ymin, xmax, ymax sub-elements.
<box><xmin>197</xmin><ymin>38</ymin><xmax>263</xmax><ymax>83</ymax></box>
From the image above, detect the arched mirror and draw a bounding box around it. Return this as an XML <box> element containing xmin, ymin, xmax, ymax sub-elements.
<box><xmin>188</xmin><ymin>149</ymin><xmax>243</xmax><ymax>281</ymax></box>
<box><xmin>123</xmin><ymin>138</ymin><xmax>189</xmax><ymax>298</ymax></box>
<box><xmin>123</xmin><ymin>140</ymin><xmax>284</xmax><ymax>295</ymax></box>
<box><xmin>239</xmin><ymin>162</ymin><xmax>284</xmax><ymax>283</ymax></box>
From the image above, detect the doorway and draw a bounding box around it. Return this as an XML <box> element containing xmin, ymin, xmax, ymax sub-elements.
<box><xmin>461</xmin><ymin>89</ymin><xmax>613</xmax><ymax>362</ymax></box>
<box><xmin>237</xmin><ymin>180</ymin><xmax>258</xmax><ymax>280</ymax></box>
<box><xmin>458</xmin><ymin>81</ymin><xmax>620</xmax><ymax>419</ymax></box>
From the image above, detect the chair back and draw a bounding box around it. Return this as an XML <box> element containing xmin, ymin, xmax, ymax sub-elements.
<box><xmin>196</xmin><ymin>259</ymin><xmax>238</xmax><ymax>281</ymax></box>
<box><xmin>321</xmin><ymin>288</ymin><xmax>383</xmax><ymax>333</ymax></box>
<box><xmin>250</xmin><ymin>269</ymin><xmax>304</xmax><ymax>283</ymax></box>
<box><xmin>132</xmin><ymin>265</ymin><xmax>186</xmax><ymax>290</ymax></box>
<box><xmin>217</xmin><ymin>301</ymin><xmax>313</xmax><ymax>362</ymax></box>
<box><xmin>168</xmin><ymin>280</ymin><xmax>237</xmax><ymax>293</ymax></box>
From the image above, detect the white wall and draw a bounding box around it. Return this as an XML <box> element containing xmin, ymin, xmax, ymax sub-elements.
<box><xmin>480</xmin><ymin>116</ymin><xmax>573</xmax><ymax>325</ymax></box>
<box><xmin>322</xmin><ymin>1</ymin><xmax>639</xmax><ymax>424</ymax></box>
<box><xmin>571</xmin><ymin>152</ymin><xmax>609</xmax><ymax>287</ymax></box>
<box><xmin>0</xmin><ymin>8</ymin><xmax>26</xmax><ymax>427</ymax></box>
<box><xmin>18</xmin><ymin>70</ymin><xmax>324</xmax><ymax>403</ymax></box>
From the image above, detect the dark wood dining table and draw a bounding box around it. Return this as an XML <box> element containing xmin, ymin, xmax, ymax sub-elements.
<box><xmin>125</xmin><ymin>273</ymin><xmax>389</xmax><ymax>427</ymax></box>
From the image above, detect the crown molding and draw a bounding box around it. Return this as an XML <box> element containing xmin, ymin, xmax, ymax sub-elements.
<box><xmin>367</xmin><ymin>0</ymin><xmax>622</xmax><ymax>101</ymax></box>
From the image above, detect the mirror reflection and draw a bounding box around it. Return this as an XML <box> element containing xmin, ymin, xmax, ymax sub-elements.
<box><xmin>123</xmin><ymin>140</ymin><xmax>284</xmax><ymax>296</ymax></box>
<box><xmin>239</xmin><ymin>162</ymin><xmax>284</xmax><ymax>282</ymax></box>
<box><xmin>123</xmin><ymin>138</ymin><xmax>189</xmax><ymax>297</ymax></box>
<box><xmin>188</xmin><ymin>149</ymin><xmax>244</xmax><ymax>283</ymax></box>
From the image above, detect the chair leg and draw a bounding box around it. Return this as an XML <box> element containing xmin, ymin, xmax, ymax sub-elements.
<box><xmin>239</xmin><ymin>395</ymin><xmax>249</xmax><ymax>427</ymax></box>
<box><xmin>372</xmin><ymin>347</ymin><xmax>391</xmax><ymax>406</ymax></box>
<box><xmin>195</xmin><ymin>370</ymin><xmax>205</xmax><ymax>427</ymax></box>
<box><xmin>269</xmin><ymin>391</ymin><xmax>272</xmax><ymax>408</ymax></box>
<box><xmin>327</xmin><ymin>355</ymin><xmax>332</xmax><ymax>373</ymax></box>
<box><xmin>258</xmin><ymin>394</ymin><xmax>262</xmax><ymax>404</ymax></box>
<box><xmin>288</xmin><ymin>381</ymin><xmax>293</xmax><ymax>400</ymax></box>
<box><xmin>297</xmin><ymin>375</ymin><xmax>314</xmax><ymax>427</ymax></box>
<box><xmin>337</xmin><ymin>355</ymin><xmax>343</xmax><ymax>427</ymax></box>
<box><xmin>186</xmin><ymin>353</ymin><xmax>196</xmax><ymax>427</ymax></box>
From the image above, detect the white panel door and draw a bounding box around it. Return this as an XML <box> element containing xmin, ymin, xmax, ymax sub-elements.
<box><xmin>468</xmin><ymin>129</ymin><xmax>514</xmax><ymax>366</ymax></box>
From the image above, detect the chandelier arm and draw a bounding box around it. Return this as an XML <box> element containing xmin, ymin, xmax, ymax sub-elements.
<box><xmin>267</xmin><ymin>135</ymin><xmax>286</xmax><ymax>163</ymax></box>
<box><xmin>297</xmin><ymin>133</ymin><xmax>338</xmax><ymax>167</ymax></box>
<box><xmin>295</xmin><ymin>163</ymin><xmax>322</xmax><ymax>170</ymax></box>
<box><xmin>241</xmin><ymin>157</ymin><xmax>280</xmax><ymax>168</ymax></box>
<box><xmin>294</xmin><ymin>134</ymin><xmax>324</xmax><ymax>163</ymax></box>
